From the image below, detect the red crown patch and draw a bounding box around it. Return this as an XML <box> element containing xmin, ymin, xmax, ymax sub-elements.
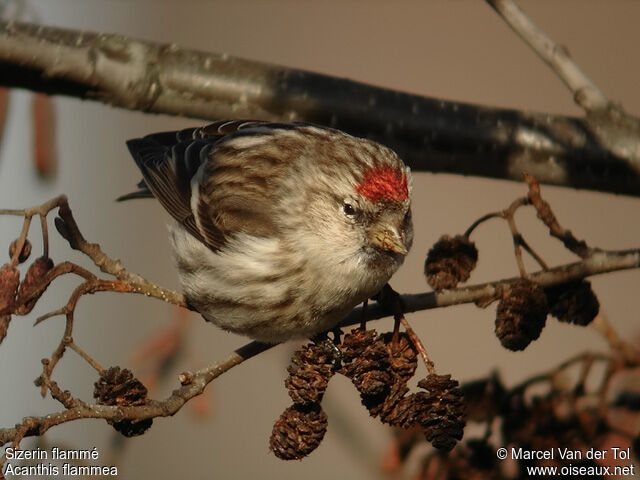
<box><xmin>355</xmin><ymin>166</ymin><xmax>408</xmax><ymax>203</ymax></box>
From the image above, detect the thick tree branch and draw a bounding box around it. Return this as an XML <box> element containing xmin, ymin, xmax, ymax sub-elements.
<box><xmin>2</xmin><ymin>20</ymin><xmax>640</xmax><ymax>196</ymax></box>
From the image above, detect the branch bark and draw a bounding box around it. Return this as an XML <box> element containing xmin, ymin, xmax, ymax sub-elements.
<box><xmin>2</xmin><ymin>20</ymin><xmax>640</xmax><ymax>196</ymax></box>
<box><xmin>487</xmin><ymin>0</ymin><xmax>610</xmax><ymax>113</ymax></box>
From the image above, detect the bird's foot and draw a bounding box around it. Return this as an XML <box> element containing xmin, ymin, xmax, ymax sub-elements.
<box><xmin>311</xmin><ymin>330</ymin><xmax>343</xmax><ymax>368</ymax></box>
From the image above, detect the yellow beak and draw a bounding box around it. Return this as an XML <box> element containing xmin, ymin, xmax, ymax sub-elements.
<box><xmin>368</xmin><ymin>224</ymin><xmax>408</xmax><ymax>255</ymax></box>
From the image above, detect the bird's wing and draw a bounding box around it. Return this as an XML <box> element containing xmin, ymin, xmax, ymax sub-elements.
<box><xmin>117</xmin><ymin>121</ymin><xmax>266</xmax><ymax>203</ymax></box>
<box><xmin>121</xmin><ymin>120</ymin><xmax>311</xmax><ymax>251</ymax></box>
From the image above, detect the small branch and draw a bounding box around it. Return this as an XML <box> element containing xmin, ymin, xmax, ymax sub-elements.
<box><xmin>67</xmin><ymin>340</ymin><xmax>104</xmax><ymax>374</ymax></box>
<box><xmin>524</xmin><ymin>173</ymin><xmax>593</xmax><ymax>258</ymax></box>
<box><xmin>509</xmin><ymin>351</ymin><xmax>616</xmax><ymax>394</ymax></box>
<box><xmin>465</xmin><ymin>201</ymin><xmax>549</xmax><ymax>271</ymax></box>
<box><xmin>0</xmin><ymin>341</ymin><xmax>270</xmax><ymax>446</ymax></box>
<box><xmin>464</xmin><ymin>212</ymin><xmax>502</xmax><ymax>238</ymax></box>
<box><xmin>400</xmin><ymin>316</ymin><xmax>435</xmax><ymax>375</ymax></box>
<box><xmin>39</xmin><ymin>215</ymin><xmax>48</xmax><ymax>259</ymax></box>
<box><xmin>517</xmin><ymin>236</ymin><xmax>549</xmax><ymax>270</ymax></box>
<box><xmin>1</xmin><ymin>196</ymin><xmax>188</xmax><ymax>397</ymax></box>
<box><xmin>54</xmin><ymin>201</ymin><xmax>186</xmax><ymax>306</ymax></box>
<box><xmin>343</xmin><ymin>249</ymin><xmax>640</xmax><ymax>327</ymax></box>
<box><xmin>502</xmin><ymin>197</ymin><xmax>529</xmax><ymax>277</ymax></box>
<box><xmin>9</xmin><ymin>216</ymin><xmax>31</xmax><ymax>267</ymax></box>
<box><xmin>591</xmin><ymin>313</ymin><xmax>640</xmax><ymax>364</ymax></box>
<box><xmin>486</xmin><ymin>0</ymin><xmax>610</xmax><ymax>112</ymax></box>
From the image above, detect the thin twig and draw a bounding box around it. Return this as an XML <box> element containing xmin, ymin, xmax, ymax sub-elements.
<box><xmin>518</xmin><ymin>235</ymin><xmax>549</xmax><ymax>270</ymax></box>
<box><xmin>465</xmin><ymin>200</ymin><xmax>549</xmax><ymax>271</ymax></box>
<box><xmin>524</xmin><ymin>173</ymin><xmax>594</xmax><ymax>258</ymax></box>
<box><xmin>591</xmin><ymin>313</ymin><xmax>640</xmax><ymax>364</ymax></box>
<box><xmin>400</xmin><ymin>316</ymin><xmax>435</xmax><ymax>375</ymax></box>
<box><xmin>510</xmin><ymin>351</ymin><xmax>616</xmax><ymax>394</ymax></box>
<box><xmin>486</xmin><ymin>0</ymin><xmax>610</xmax><ymax>112</ymax></box>
<box><xmin>9</xmin><ymin>215</ymin><xmax>31</xmax><ymax>266</ymax></box>
<box><xmin>39</xmin><ymin>213</ymin><xmax>48</xmax><ymax>258</ymax></box>
<box><xmin>0</xmin><ymin>340</ymin><xmax>271</xmax><ymax>446</ymax></box>
<box><xmin>502</xmin><ymin>197</ymin><xmax>530</xmax><ymax>277</ymax></box>
<box><xmin>67</xmin><ymin>340</ymin><xmax>104</xmax><ymax>374</ymax></box>
<box><xmin>463</xmin><ymin>211</ymin><xmax>503</xmax><ymax>238</ymax></box>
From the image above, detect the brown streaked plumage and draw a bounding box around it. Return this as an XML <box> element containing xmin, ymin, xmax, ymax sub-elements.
<box><xmin>120</xmin><ymin>120</ymin><xmax>413</xmax><ymax>342</ymax></box>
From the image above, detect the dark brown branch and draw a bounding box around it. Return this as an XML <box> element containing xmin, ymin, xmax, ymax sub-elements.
<box><xmin>2</xmin><ymin>20</ymin><xmax>640</xmax><ymax>196</ymax></box>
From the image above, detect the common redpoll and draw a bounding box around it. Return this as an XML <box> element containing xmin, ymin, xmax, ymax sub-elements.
<box><xmin>120</xmin><ymin>120</ymin><xmax>413</xmax><ymax>342</ymax></box>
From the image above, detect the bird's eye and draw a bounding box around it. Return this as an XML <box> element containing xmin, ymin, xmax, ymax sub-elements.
<box><xmin>343</xmin><ymin>202</ymin><xmax>356</xmax><ymax>216</ymax></box>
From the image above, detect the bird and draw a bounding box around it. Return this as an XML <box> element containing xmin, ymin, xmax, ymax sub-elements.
<box><xmin>119</xmin><ymin>120</ymin><xmax>413</xmax><ymax>343</ymax></box>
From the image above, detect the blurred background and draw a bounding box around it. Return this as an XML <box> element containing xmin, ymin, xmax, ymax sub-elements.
<box><xmin>0</xmin><ymin>1</ymin><xmax>639</xmax><ymax>478</ymax></box>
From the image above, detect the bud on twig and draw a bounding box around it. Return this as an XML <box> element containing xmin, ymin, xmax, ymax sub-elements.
<box><xmin>9</xmin><ymin>238</ymin><xmax>32</xmax><ymax>263</ymax></box>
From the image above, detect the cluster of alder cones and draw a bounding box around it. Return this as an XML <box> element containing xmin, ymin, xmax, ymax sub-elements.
<box><xmin>270</xmin><ymin>329</ymin><xmax>466</xmax><ymax>460</ymax></box>
<box><xmin>424</xmin><ymin>234</ymin><xmax>600</xmax><ymax>351</ymax></box>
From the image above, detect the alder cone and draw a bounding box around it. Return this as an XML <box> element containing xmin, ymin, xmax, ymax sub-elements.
<box><xmin>341</xmin><ymin>329</ymin><xmax>394</xmax><ymax>397</ymax></box>
<box><xmin>94</xmin><ymin>367</ymin><xmax>148</xmax><ymax>406</ymax></box>
<box><xmin>94</xmin><ymin>366</ymin><xmax>152</xmax><ymax>437</ymax></box>
<box><xmin>416</xmin><ymin>374</ymin><xmax>466</xmax><ymax>451</ymax></box>
<box><xmin>545</xmin><ymin>280</ymin><xmax>599</xmax><ymax>326</ymax></box>
<box><xmin>0</xmin><ymin>263</ymin><xmax>19</xmax><ymax>314</ymax></box>
<box><xmin>285</xmin><ymin>343</ymin><xmax>335</xmax><ymax>405</ymax></box>
<box><xmin>495</xmin><ymin>279</ymin><xmax>548</xmax><ymax>351</ymax></box>
<box><xmin>270</xmin><ymin>404</ymin><xmax>328</xmax><ymax>460</ymax></box>
<box><xmin>15</xmin><ymin>256</ymin><xmax>54</xmax><ymax>314</ymax></box>
<box><xmin>381</xmin><ymin>332</ymin><xmax>418</xmax><ymax>384</ymax></box>
<box><xmin>425</xmin><ymin>235</ymin><xmax>478</xmax><ymax>290</ymax></box>
<box><xmin>372</xmin><ymin>381</ymin><xmax>412</xmax><ymax>425</ymax></box>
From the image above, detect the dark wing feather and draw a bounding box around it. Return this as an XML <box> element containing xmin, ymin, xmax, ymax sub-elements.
<box><xmin>116</xmin><ymin>178</ymin><xmax>153</xmax><ymax>201</ymax></box>
<box><xmin>124</xmin><ymin>137</ymin><xmax>216</xmax><ymax>247</ymax></box>
<box><xmin>120</xmin><ymin>120</ymin><xmax>322</xmax><ymax>249</ymax></box>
